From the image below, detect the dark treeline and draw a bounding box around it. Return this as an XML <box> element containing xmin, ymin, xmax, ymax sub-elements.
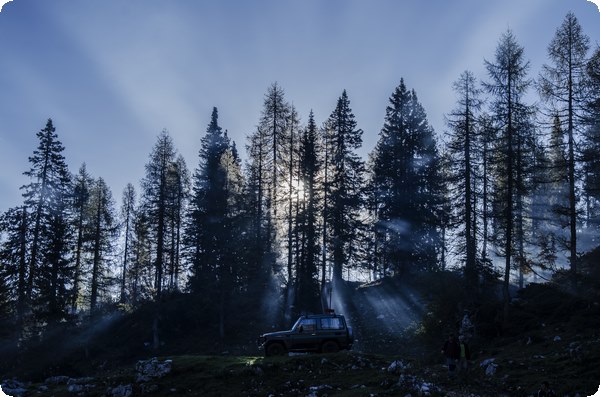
<box><xmin>1</xmin><ymin>13</ymin><xmax>600</xmax><ymax>349</ymax></box>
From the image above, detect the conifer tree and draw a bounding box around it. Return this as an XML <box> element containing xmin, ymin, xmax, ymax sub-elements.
<box><xmin>120</xmin><ymin>183</ymin><xmax>136</xmax><ymax>303</ymax></box>
<box><xmin>583</xmin><ymin>47</ymin><xmax>600</xmax><ymax>231</ymax></box>
<box><xmin>539</xmin><ymin>12</ymin><xmax>590</xmax><ymax>278</ymax></box>
<box><xmin>446</xmin><ymin>71</ymin><xmax>484</xmax><ymax>289</ymax></box>
<box><xmin>186</xmin><ymin>108</ymin><xmax>231</xmax><ymax>295</ymax></box>
<box><xmin>295</xmin><ymin>110</ymin><xmax>322</xmax><ymax>313</ymax></box>
<box><xmin>324</xmin><ymin>90</ymin><xmax>365</xmax><ymax>282</ymax></box>
<box><xmin>87</xmin><ymin>177</ymin><xmax>117</xmax><ymax>317</ymax></box>
<box><xmin>186</xmin><ymin>108</ymin><xmax>244</xmax><ymax>338</ymax></box>
<box><xmin>141</xmin><ymin>129</ymin><xmax>178</xmax><ymax>300</ymax></box>
<box><xmin>484</xmin><ymin>30</ymin><xmax>533</xmax><ymax>318</ymax></box>
<box><xmin>0</xmin><ymin>206</ymin><xmax>29</xmax><ymax>328</ymax></box>
<box><xmin>21</xmin><ymin>119</ymin><xmax>73</xmax><ymax>327</ymax></box>
<box><xmin>166</xmin><ymin>155</ymin><xmax>189</xmax><ymax>291</ymax></box>
<box><xmin>371</xmin><ymin>81</ymin><xmax>442</xmax><ymax>275</ymax></box>
<box><xmin>71</xmin><ymin>164</ymin><xmax>93</xmax><ymax>311</ymax></box>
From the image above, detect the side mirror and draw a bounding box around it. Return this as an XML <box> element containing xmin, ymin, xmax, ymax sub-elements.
<box><xmin>298</xmin><ymin>325</ymin><xmax>303</xmax><ymax>333</ymax></box>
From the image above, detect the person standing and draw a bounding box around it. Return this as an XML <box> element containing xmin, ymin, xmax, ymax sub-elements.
<box><xmin>442</xmin><ymin>333</ymin><xmax>460</xmax><ymax>378</ymax></box>
<box><xmin>458</xmin><ymin>335</ymin><xmax>471</xmax><ymax>375</ymax></box>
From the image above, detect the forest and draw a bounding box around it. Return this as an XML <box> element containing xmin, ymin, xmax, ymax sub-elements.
<box><xmin>1</xmin><ymin>12</ymin><xmax>600</xmax><ymax>388</ymax></box>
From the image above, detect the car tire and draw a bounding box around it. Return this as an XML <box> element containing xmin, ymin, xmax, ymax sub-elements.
<box><xmin>266</xmin><ymin>342</ymin><xmax>286</xmax><ymax>357</ymax></box>
<box><xmin>321</xmin><ymin>341</ymin><xmax>339</xmax><ymax>354</ymax></box>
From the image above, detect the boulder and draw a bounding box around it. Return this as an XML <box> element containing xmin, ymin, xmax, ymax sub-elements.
<box><xmin>135</xmin><ymin>357</ymin><xmax>173</xmax><ymax>383</ymax></box>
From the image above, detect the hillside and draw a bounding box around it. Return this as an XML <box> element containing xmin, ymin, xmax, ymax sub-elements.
<box><xmin>2</xmin><ymin>262</ymin><xmax>600</xmax><ymax>396</ymax></box>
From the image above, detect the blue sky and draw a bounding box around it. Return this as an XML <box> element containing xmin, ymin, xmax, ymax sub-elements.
<box><xmin>0</xmin><ymin>0</ymin><xmax>599</xmax><ymax>213</ymax></box>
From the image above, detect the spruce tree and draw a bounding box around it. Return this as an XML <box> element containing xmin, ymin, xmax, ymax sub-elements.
<box><xmin>324</xmin><ymin>90</ymin><xmax>365</xmax><ymax>283</ymax></box>
<box><xmin>72</xmin><ymin>164</ymin><xmax>93</xmax><ymax>311</ymax></box>
<box><xmin>21</xmin><ymin>119</ymin><xmax>73</xmax><ymax>328</ymax></box>
<box><xmin>371</xmin><ymin>80</ymin><xmax>442</xmax><ymax>275</ymax></box>
<box><xmin>295</xmin><ymin>110</ymin><xmax>322</xmax><ymax>313</ymax></box>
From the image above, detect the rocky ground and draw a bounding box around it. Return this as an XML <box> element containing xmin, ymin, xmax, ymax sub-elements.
<box><xmin>2</xmin><ymin>269</ymin><xmax>600</xmax><ymax>397</ymax></box>
<box><xmin>2</xmin><ymin>322</ymin><xmax>599</xmax><ymax>397</ymax></box>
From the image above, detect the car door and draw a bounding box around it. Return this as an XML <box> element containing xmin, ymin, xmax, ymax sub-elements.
<box><xmin>290</xmin><ymin>318</ymin><xmax>317</xmax><ymax>351</ymax></box>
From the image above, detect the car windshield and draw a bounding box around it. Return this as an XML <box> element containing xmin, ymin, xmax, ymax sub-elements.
<box><xmin>292</xmin><ymin>317</ymin><xmax>303</xmax><ymax>330</ymax></box>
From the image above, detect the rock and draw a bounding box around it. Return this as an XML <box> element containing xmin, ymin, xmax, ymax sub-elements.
<box><xmin>135</xmin><ymin>357</ymin><xmax>173</xmax><ymax>383</ymax></box>
<box><xmin>110</xmin><ymin>384</ymin><xmax>133</xmax><ymax>397</ymax></box>
<box><xmin>387</xmin><ymin>360</ymin><xmax>410</xmax><ymax>373</ymax></box>
<box><xmin>67</xmin><ymin>384</ymin><xmax>84</xmax><ymax>392</ymax></box>
<box><xmin>1</xmin><ymin>379</ymin><xmax>28</xmax><ymax>397</ymax></box>
<box><xmin>68</xmin><ymin>377</ymin><xmax>94</xmax><ymax>385</ymax></box>
<box><xmin>480</xmin><ymin>358</ymin><xmax>498</xmax><ymax>376</ymax></box>
<box><xmin>45</xmin><ymin>376</ymin><xmax>70</xmax><ymax>384</ymax></box>
<box><xmin>485</xmin><ymin>363</ymin><xmax>498</xmax><ymax>376</ymax></box>
<box><xmin>309</xmin><ymin>384</ymin><xmax>333</xmax><ymax>393</ymax></box>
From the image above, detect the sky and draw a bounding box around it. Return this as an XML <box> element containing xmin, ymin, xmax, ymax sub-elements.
<box><xmin>0</xmin><ymin>0</ymin><xmax>599</xmax><ymax>214</ymax></box>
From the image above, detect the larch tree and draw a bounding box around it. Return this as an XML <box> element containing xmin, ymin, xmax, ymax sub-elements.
<box><xmin>120</xmin><ymin>183</ymin><xmax>136</xmax><ymax>304</ymax></box>
<box><xmin>538</xmin><ymin>12</ymin><xmax>590</xmax><ymax>278</ymax></box>
<box><xmin>87</xmin><ymin>177</ymin><xmax>117</xmax><ymax>318</ymax></box>
<box><xmin>445</xmin><ymin>70</ymin><xmax>484</xmax><ymax>290</ymax></box>
<box><xmin>583</xmin><ymin>46</ymin><xmax>600</xmax><ymax>233</ymax></box>
<box><xmin>141</xmin><ymin>129</ymin><xmax>178</xmax><ymax>301</ymax></box>
<box><xmin>484</xmin><ymin>30</ymin><xmax>533</xmax><ymax>320</ymax></box>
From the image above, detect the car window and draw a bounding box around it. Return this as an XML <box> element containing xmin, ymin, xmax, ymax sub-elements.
<box><xmin>298</xmin><ymin>318</ymin><xmax>317</xmax><ymax>332</ymax></box>
<box><xmin>320</xmin><ymin>317</ymin><xmax>343</xmax><ymax>330</ymax></box>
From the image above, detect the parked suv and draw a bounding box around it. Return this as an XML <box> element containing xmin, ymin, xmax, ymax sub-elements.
<box><xmin>258</xmin><ymin>312</ymin><xmax>354</xmax><ymax>356</ymax></box>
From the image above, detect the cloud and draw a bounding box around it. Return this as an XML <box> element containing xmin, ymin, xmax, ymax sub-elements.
<box><xmin>0</xmin><ymin>0</ymin><xmax>12</xmax><ymax>13</ymax></box>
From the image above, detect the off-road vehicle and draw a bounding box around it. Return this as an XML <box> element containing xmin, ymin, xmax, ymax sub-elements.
<box><xmin>258</xmin><ymin>311</ymin><xmax>354</xmax><ymax>356</ymax></box>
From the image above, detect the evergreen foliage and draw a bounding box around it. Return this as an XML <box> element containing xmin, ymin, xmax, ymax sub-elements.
<box><xmin>324</xmin><ymin>90</ymin><xmax>365</xmax><ymax>282</ymax></box>
<box><xmin>370</xmin><ymin>80</ymin><xmax>442</xmax><ymax>275</ymax></box>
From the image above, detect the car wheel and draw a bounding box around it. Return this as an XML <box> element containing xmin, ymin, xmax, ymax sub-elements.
<box><xmin>321</xmin><ymin>341</ymin><xmax>339</xmax><ymax>354</ymax></box>
<box><xmin>266</xmin><ymin>342</ymin><xmax>286</xmax><ymax>357</ymax></box>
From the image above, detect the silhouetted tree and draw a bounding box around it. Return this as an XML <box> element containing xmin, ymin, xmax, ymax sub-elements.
<box><xmin>294</xmin><ymin>110</ymin><xmax>322</xmax><ymax>313</ymax></box>
<box><xmin>71</xmin><ymin>164</ymin><xmax>93</xmax><ymax>311</ymax></box>
<box><xmin>538</xmin><ymin>12</ymin><xmax>590</xmax><ymax>278</ymax></box>
<box><xmin>325</xmin><ymin>90</ymin><xmax>365</xmax><ymax>283</ymax></box>
<box><xmin>484</xmin><ymin>30</ymin><xmax>533</xmax><ymax>319</ymax></box>
<box><xmin>370</xmin><ymin>80</ymin><xmax>442</xmax><ymax>275</ymax></box>
<box><xmin>446</xmin><ymin>70</ymin><xmax>484</xmax><ymax>289</ymax></box>
<box><xmin>583</xmin><ymin>46</ymin><xmax>600</xmax><ymax>233</ymax></box>
<box><xmin>21</xmin><ymin>119</ymin><xmax>73</xmax><ymax>329</ymax></box>
<box><xmin>142</xmin><ymin>129</ymin><xmax>178</xmax><ymax>301</ymax></box>
<box><xmin>87</xmin><ymin>178</ymin><xmax>117</xmax><ymax>317</ymax></box>
<box><xmin>120</xmin><ymin>183</ymin><xmax>136</xmax><ymax>304</ymax></box>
